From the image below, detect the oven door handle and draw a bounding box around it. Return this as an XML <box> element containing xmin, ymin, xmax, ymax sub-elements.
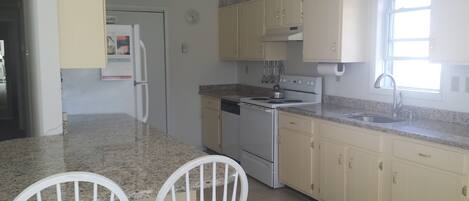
<box><xmin>239</xmin><ymin>103</ymin><xmax>274</xmax><ymax>113</ymax></box>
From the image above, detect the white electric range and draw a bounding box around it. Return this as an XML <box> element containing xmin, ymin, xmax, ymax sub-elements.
<box><xmin>239</xmin><ymin>75</ymin><xmax>322</xmax><ymax>188</ymax></box>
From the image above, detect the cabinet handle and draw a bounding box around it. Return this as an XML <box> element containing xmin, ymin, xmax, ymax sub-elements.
<box><xmin>379</xmin><ymin>161</ymin><xmax>383</xmax><ymax>171</ymax></box>
<box><xmin>348</xmin><ymin>158</ymin><xmax>353</xmax><ymax>169</ymax></box>
<box><xmin>463</xmin><ymin>186</ymin><xmax>467</xmax><ymax>197</ymax></box>
<box><xmin>289</xmin><ymin>121</ymin><xmax>296</xmax><ymax>125</ymax></box>
<box><xmin>282</xmin><ymin>8</ymin><xmax>286</xmax><ymax>16</ymax></box>
<box><xmin>418</xmin><ymin>153</ymin><xmax>431</xmax><ymax>158</ymax></box>
<box><xmin>392</xmin><ymin>172</ymin><xmax>398</xmax><ymax>184</ymax></box>
<box><xmin>311</xmin><ymin>141</ymin><xmax>315</xmax><ymax>149</ymax></box>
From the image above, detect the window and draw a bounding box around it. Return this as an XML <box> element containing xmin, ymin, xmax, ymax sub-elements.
<box><xmin>383</xmin><ymin>0</ymin><xmax>441</xmax><ymax>92</ymax></box>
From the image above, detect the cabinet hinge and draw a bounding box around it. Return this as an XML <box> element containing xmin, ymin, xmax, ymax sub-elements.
<box><xmin>379</xmin><ymin>161</ymin><xmax>383</xmax><ymax>171</ymax></box>
<box><xmin>463</xmin><ymin>186</ymin><xmax>467</xmax><ymax>197</ymax></box>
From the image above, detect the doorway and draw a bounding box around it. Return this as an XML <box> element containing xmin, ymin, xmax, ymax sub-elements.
<box><xmin>107</xmin><ymin>9</ymin><xmax>168</xmax><ymax>133</ymax></box>
<box><xmin>0</xmin><ymin>4</ymin><xmax>27</xmax><ymax>140</ymax></box>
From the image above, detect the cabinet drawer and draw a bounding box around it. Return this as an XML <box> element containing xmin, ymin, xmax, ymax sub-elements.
<box><xmin>393</xmin><ymin>139</ymin><xmax>466</xmax><ymax>174</ymax></box>
<box><xmin>319</xmin><ymin>121</ymin><xmax>383</xmax><ymax>152</ymax></box>
<box><xmin>201</xmin><ymin>96</ymin><xmax>220</xmax><ymax>110</ymax></box>
<box><xmin>279</xmin><ymin>112</ymin><xmax>314</xmax><ymax>134</ymax></box>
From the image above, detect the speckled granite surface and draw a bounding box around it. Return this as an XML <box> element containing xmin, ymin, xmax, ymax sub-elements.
<box><xmin>324</xmin><ymin>95</ymin><xmax>469</xmax><ymax>126</ymax></box>
<box><xmin>0</xmin><ymin>114</ymin><xmax>233</xmax><ymax>201</ymax></box>
<box><xmin>280</xmin><ymin>104</ymin><xmax>469</xmax><ymax>150</ymax></box>
<box><xmin>199</xmin><ymin>84</ymin><xmax>271</xmax><ymax>102</ymax></box>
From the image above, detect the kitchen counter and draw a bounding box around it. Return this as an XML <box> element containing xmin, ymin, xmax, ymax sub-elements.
<box><xmin>280</xmin><ymin>104</ymin><xmax>469</xmax><ymax>150</ymax></box>
<box><xmin>199</xmin><ymin>84</ymin><xmax>271</xmax><ymax>102</ymax></box>
<box><xmin>0</xmin><ymin>114</ymin><xmax>229</xmax><ymax>201</ymax></box>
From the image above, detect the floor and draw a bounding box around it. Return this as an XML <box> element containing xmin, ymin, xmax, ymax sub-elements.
<box><xmin>247</xmin><ymin>178</ymin><xmax>316</xmax><ymax>201</ymax></box>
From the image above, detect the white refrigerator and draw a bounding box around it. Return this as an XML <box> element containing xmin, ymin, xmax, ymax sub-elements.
<box><xmin>103</xmin><ymin>24</ymin><xmax>149</xmax><ymax>123</ymax></box>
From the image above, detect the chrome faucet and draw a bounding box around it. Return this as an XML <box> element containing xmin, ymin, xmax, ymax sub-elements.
<box><xmin>374</xmin><ymin>73</ymin><xmax>403</xmax><ymax>118</ymax></box>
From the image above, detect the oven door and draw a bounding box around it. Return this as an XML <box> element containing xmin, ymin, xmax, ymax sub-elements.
<box><xmin>240</xmin><ymin>103</ymin><xmax>276</xmax><ymax>162</ymax></box>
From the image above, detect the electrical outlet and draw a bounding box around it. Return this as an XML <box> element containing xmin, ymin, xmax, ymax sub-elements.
<box><xmin>466</xmin><ymin>77</ymin><xmax>469</xmax><ymax>93</ymax></box>
<box><xmin>451</xmin><ymin>76</ymin><xmax>460</xmax><ymax>92</ymax></box>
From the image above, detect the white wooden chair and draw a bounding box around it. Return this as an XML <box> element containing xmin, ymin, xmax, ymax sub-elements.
<box><xmin>156</xmin><ymin>155</ymin><xmax>249</xmax><ymax>201</ymax></box>
<box><xmin>13</xmin><ymin>171</ymin><xmax>129</xmax><ymax>201</ymax></box>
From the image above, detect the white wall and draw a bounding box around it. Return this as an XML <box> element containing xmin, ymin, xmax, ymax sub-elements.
<box><xmin>61</xmin><ymin>69</ymin><xmax>135</xmax><ymax>116</ymax></box>
<box><xmin>23</xmin><ymin>0</ymin><xmax>63</xmax><ymax>136</ymax></box>
<box><xmin>167</xmin><ymin>0</ymin><xmax>238</xmax><ymax>146</ymax></box>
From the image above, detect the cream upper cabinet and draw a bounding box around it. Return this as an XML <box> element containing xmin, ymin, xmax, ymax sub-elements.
<box><xmin>346</xmin><ymin>148</ymin><xmax>382</xmax><ymax>201</ymax></box>
<box><xmin>238</xmin><ymin>0</ymin><xmax>286</xmax><ymax>61</ymax></box>
<box><xmin>303</xmin><ymin>0</ymin><xmax>369</xmax><ymax>63</ymax></box>
<box><xmin>265</xmin><ymin>0</ymin><xmax>283</xmax><ymax>28</ymax></box>
<box><xmin>320</xmin><ymin>140</ymin><xmax>347</xmax><ymax>201</ymax></box>
<box><xmin>281</xmin><ymin>0</ymin><xmax>303</xmax><ymax>27</ymax></box>
<box><xmin>391</xmin><ymin>159</ymin><xmax>467</xmax><ymax>201</ymax></box>
<box><xmin>430</xmin><ymin>0</ymin><xmax>469</xmax><ymax>65</ymax></box>
<box><xmin>58</xmin><ymin>0</ymin><xmax>107</xmax><ymax>69</ymax></box>
<box><xmin>265</xmin><ymin>0</ymin><xmax>303</xmax><ymax>29</ymax></box>
<box><xmin>219</xmin><ymin>5</ymin><xmax>239</xmax><ymax>60</ymax></box>
<box><xmin>201</xmin><ymin>96</ymin><xmax>222</xmax><ymax>153</ymax></box>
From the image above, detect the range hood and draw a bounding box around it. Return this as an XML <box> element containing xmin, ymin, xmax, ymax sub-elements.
<box><xmin>262</xmin><ymin>26</ymin><xmax>303</xmax><ymax>42</ymax></box>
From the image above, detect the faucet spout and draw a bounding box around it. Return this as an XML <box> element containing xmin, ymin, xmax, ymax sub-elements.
<box><xmin>374</xmin><ymin>73</ymin><xmax>402</xmax><ymax>118</ymax></box>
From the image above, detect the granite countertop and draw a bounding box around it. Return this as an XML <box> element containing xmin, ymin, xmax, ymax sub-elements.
<box><xmin>199</xmin><ymin>84</ymin><xmax>272</xmax><ymax>102</ymax></box>
<box><xmin>280</xmin><ymin>104</ymin><xmax>469</xmax><ymax>150</ymax></box>
<box><xmin>0</xmin><ymin>114</ymin><xmax>231</xmax><ymax>201</ymax></box>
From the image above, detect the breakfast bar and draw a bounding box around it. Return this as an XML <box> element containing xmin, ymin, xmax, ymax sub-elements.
<box><xmin>0</xmin><ymin>114</ymin><xmax>224</xmax><ymax>201</ymax></box>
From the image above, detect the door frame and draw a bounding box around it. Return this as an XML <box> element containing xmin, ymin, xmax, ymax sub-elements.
<box><xmin>106</xmin><ymin>5</ymin><xmax>171</xmax><ymax>134</ymax></box>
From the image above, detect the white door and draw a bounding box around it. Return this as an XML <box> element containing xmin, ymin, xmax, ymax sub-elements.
<box><xmin>107</xmin><ymin>11</ymin><xmax>168</xmax><ymax>133</ymax></box>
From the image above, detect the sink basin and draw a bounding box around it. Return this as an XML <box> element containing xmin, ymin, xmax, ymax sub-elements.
<box><xmin>345</xmin><ymin>114</ymin><xmax>403</xmax><ymax>123</ymax></box>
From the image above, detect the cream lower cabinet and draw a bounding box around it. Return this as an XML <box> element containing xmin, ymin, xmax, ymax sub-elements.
<box><xmin>346</xmin><ymin>148</ymin><xmax>382</xmax><ymax>201</ymax></box>
<box><xmin>279</xmin><ymin>128</ymin><xmax>315</xmax><ymax>195</ymax></box>
<box><xmin>320</xmin><ymin>140</ymin><xmax>347</xmax><ymax>201</ymax></box>
<box><xmin>391</xmin><ymin>160</ymin><xmax>467</xmax><ymax>201</ymax></box>
<box><xmin>320</xmin><ymin>140</ymin><xmax>382</xmax><ymax>201</ymax></box>
<box><xmin>278</xmin><ymin>112</ymin><xmax>318</xmax><ymax>197</ymax></box>
<box><xmin>201</xmin><ymin>96</ymin><xmax>222</xmax><ymax>153</ymax></box>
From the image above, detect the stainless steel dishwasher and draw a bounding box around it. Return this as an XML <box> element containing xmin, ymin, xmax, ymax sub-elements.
<box><xmin>221</xmin><ymin>99</ymin><xmax>240</xmax><ymax>161</ymax></box>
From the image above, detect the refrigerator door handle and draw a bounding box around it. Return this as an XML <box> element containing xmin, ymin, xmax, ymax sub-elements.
<box><xmin>140</xmin><ymin>40</ymin><xmax>149</xmax><ymax>123</ymax></box>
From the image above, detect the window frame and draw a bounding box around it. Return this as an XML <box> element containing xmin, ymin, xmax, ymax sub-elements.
<box><xmin>382</xmin><ymin>0</ymin><xmax>442</xmax><ymax>93</ymax></box>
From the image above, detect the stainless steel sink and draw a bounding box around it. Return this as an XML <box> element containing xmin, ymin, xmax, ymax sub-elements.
<box><xmin>345</xmin><ymin>114</ymin><xmax>403</xmax><ymax>123</ymax></box>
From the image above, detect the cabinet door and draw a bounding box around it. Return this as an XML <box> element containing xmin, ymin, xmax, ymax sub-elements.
<box><xmin>265</xmin><ymin>0</ymin><xmax>283</xmax><ymax>29</ymax></box>
<box><xmin>202</xmin><ymin>107</ymin><xmax>221</xmax><ymax>153</ymax></box>
<box><xmin>320</xmin><ymin>140</ymin><xmax>346</xmax><ymax>201</ymax></box>
<box><xmin>279</xmin><ymin>128</ymin><xmax>314</xmax><ymax>195</ymax></box>
<box><xmin>430</xmin><ymin>0</ymin><xmax>469</xmax><ymax>64</ymax></box>
<box><xmin>58</xmin><ymin>0</ymin><xmax>106</xmax><ymax>68</ymax></box>
<box><xmin>303</xmin><ymin>0</ymin><xmax>341</xmax><ymax>62</ymax></box>
<box><xmin>239</xmin><ymin>0</ymin><xmax>265</xmax><ymax>60</ymax></box>
<box><xmin>346</xmin><ymin>148</ymin><xmax>382</xmax><ymax>201</ymax></box>
<box><xmin>391</xmin><ymin>160</ymin><xmax>467</xmax><ymax>201</ymax></box>
<box><xmin>282</xmin><ymin>0</ymin><xmax>303</xmax><ymax>27</ymax></box>
<box><xmin>219</xmin><ymin>5</ymin><xmax>239</xmax><ymax>60</ymax></box>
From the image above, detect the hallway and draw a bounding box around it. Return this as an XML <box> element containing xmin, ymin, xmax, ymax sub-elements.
<box><xmin>0</xmin><ymin>119</ymin><xmax>25</xmax><ymax>141</ymax></box>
